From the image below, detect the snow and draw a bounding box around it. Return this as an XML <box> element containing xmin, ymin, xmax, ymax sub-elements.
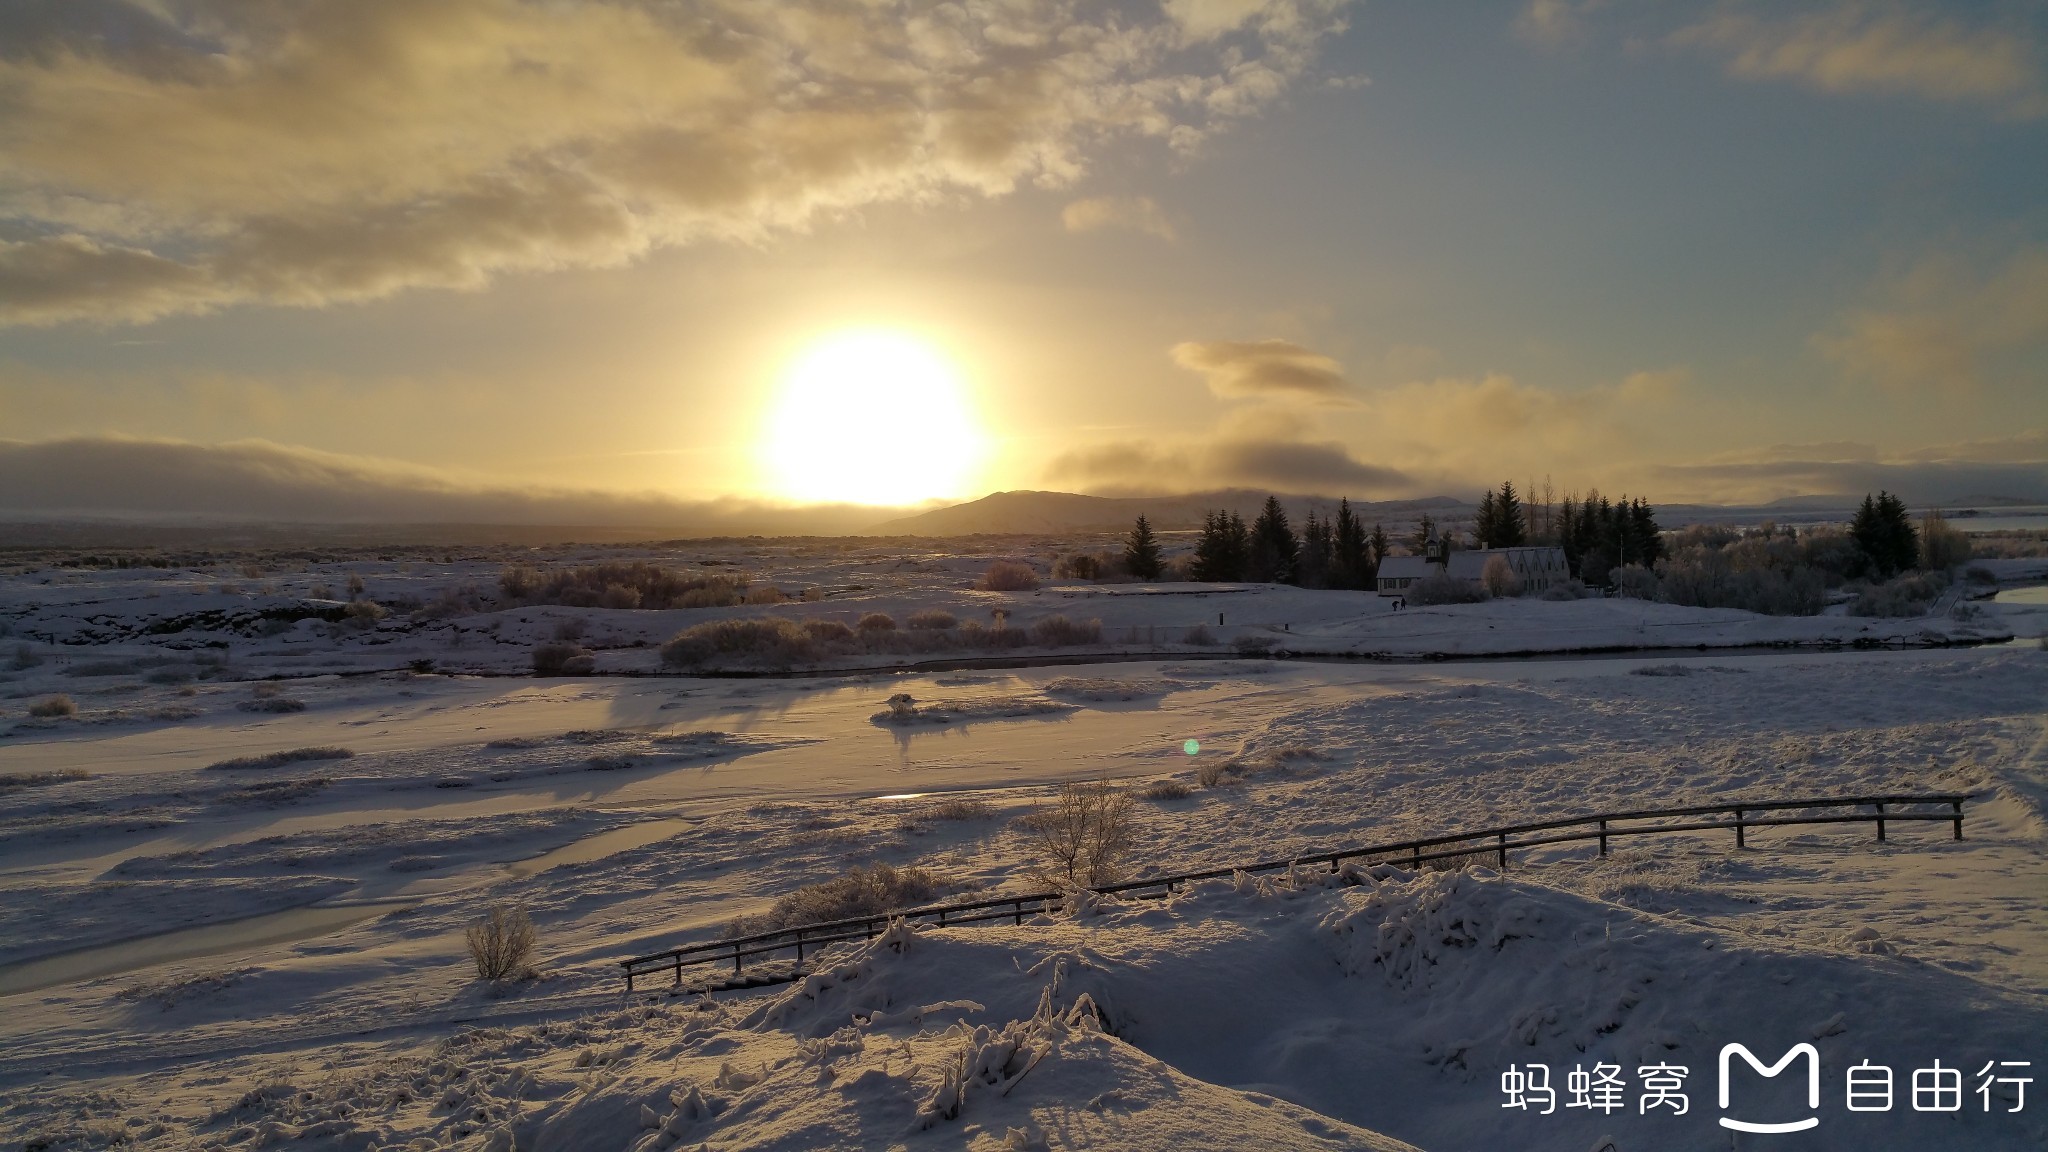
<box><xmin>1</xmin><ymin>552</ymin><xmax>2044</xmax><ymax>1150</ymax></box>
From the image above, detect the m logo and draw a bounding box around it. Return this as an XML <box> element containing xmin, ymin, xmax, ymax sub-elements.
<box><xmin>1719</xmin><ymin>1043</ymin><xmax>1821</xmax><ymax>1134</ymax></box>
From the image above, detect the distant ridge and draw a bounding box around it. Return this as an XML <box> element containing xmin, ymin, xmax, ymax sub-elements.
<box><xmin>865</xmin><ymin>489</ymin><xmax>1467</xmax><ymax>536</ymax></box>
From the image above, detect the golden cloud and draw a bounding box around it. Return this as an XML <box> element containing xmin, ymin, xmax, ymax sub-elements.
<box><xmin>0</xmin><ymin>0</ymin><xmax>1353</xmax><ymax>325</ymax></box>
<box><xmin>1671</xmin><ymin>3</ymin><xmax>2046</xmax><ymax>117</ymax></box>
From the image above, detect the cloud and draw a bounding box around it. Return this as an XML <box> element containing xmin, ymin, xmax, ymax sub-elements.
<box><xmin>1046</xmin><ymin>435</ymin><xmax>1407</xmax><ymax>495</ymax></box>
<box><xmin>1651</xmin><ymin>457</ymin><xmax>2048</xmax><ymax>506</ymax></box>
<box><xmin>1515</xmin><ymin>0</ymin><xmax>1603</xmax><ymax>50</ymax></box>
<box><xmin>1671</xmin><ymin>3</ymin><xmax>2047</xmax><ymax>117</ymax></box>
<box><xmin>1061</xmin><ymin>196</ymin><xmax>1177</xmax><ymax>241</ymax></box>
<box><xmin>1816</xmin><ymin>247</ymin><xmax>2048</xmax><ymax>393</ymax></box>
<box><xmin>0</xmin><ymin>437</ymin><xmax>891</xmax><ymax>533</ymax></box>
<box><xmin>1170</xmin><ymin>338</ymin><xmax>1352</xmax><ymax>400</ymax></box>
<box><xmin>0</xmin><ymin>0</ymin><xmax>1354</xmax><ymax>326</ymax></box>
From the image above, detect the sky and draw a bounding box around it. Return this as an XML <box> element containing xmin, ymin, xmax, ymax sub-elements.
<box><xmin>1</xmin><ymin>0</ymin><xmax>2045</xmax><ymax>525</ymax></box>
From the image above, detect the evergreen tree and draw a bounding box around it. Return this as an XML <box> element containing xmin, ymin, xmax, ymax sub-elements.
<box><xmin>1495</xmin><ymin>480</ymin><xmax>1526</xmax><ymax>547</ymax></box>
<box><xmin>1298</xmin><ymin>509</ymin><xmax>1333</xmax><ymax>587</ymax></box>
<box><xmin>1627</xmin><ymin>498</ymin><xmax>1663</xmax><ymax>566</ymax></box>
<box><xmin>1852</xmin><ymin>491</ymin><xmax>1919</xmax><ymax>577</ymax></box>
<box><xmin>1409</xmin><ymin>513</ymin><xmax>1438</xmax><ymax>553</ymax></box>
<box><xmin>1368</xmin><ymin>522</ymin><xmax>1390</xmax><ymax>575</ymax></box>
<box><xmin>1333</xmin><ymin>498</ymin><xmax>1368</xmax><ymax>590</ymax></box>
<box><xmin>1191</xmin><ymin>511</ymin><xmax>1230</xmax><ymax>581</ymax></box>
<box><xmin>1248</xmin><ymin>495</ymin><xmax>1299</xmax><ymax>583</ymax></box>
<box><xmin>1474</xmin><ymin>490</ymin><xmax>1499</xmax><ymax>548</ymax></box>
<box><xmin>1557</xmin><ymin>494</ymin><xmax>1580</xmax><ymax>574</ymax></box>
<box><xmin>1122</xmin><ymin>514</ymin><xmax>1163</xmax><ymax>581</ymax></box>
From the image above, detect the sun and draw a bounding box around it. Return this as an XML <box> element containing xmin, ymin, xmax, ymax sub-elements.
<box><xmin>763</xmin><ymin>331</ymin><xmax>987</xmax><ymax>505</ymax></box>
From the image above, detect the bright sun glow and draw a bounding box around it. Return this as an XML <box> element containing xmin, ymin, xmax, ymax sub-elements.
<box><xmin>764</xmin><ymin>331</ymin><xmax>987</xmax><ymax>505</ymax></box>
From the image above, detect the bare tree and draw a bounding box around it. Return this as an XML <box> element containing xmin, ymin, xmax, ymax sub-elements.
<box><xmin>1029</xmin><ymin>780</ymin><xmax>1136</xmax><ymax>888</ymax></box>
<box><xmin>466</xmin><ymin>905</ymin><xmax>538</xmax><ymax>980</ymax></box>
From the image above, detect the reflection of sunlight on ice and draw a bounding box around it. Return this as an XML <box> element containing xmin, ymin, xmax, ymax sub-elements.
<box><xmin>876</xmin><ymin>792</ymin><xmax>927</xmax><ymax>801</ymax></box>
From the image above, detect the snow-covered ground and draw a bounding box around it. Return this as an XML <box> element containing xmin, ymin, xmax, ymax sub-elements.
<box><xmin>2</xmin><ymin>552</ymin><xmax>2045</xmax><ymax>1150</ymax></box>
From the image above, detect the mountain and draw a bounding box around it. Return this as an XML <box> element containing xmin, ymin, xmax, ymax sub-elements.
<box><xmin>864</xmin><ymin>490</ymin><xmax>1468</xmax><ymax>536</ymax></box>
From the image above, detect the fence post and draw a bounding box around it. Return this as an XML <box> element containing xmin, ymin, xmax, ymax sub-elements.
<box><xmin>796</xmin><ymin>929</ymin><xmax>806</xmax><ymax>963</ymax></box>
<box><xmin>1410</xmin><ymin>842</ymin><xmax>1421</xmax><ymax>869</ymax></box>
<box><xmin>733</xmin><ymin>943</ymin><xmax>743</xmax><ymax>975</ymax></box>
<box><xmin>1496</xmin><ymin>832</ymin><xmax>1508</xmax><ymax>870</ymax></box>
<box><xmin>672</xmin><ymin>953</ymin><xmax>681</xmax><ymax>986</ymax></box>
<box><xmin>938</xmin><ymin>908</ymin><xmax>947</xmax><ymax>927</ymax></box>
<box><xmin>1735</xmin><ymin>807</ymin><xmax>1745</xmax><ymax>849</ymax></box>
<box><xmin>1598</xmin><ymin>818</ymin><xmax>1608</xmax><ymax>858</ymax></box>
<box><xmin>1952</xmin><ymin>799</ymin><xmax>1964</xmax><ymax>840</ymax></box>
<box><xmin>1875</xmin><ymin>801</ymin><xmax>1886</xmax><ymax>843</ymax></box>
<box><xmin>1013</xmin><ymin>900</ymin><xmax>1023</xmax><ymax>926</ymax></box>
<box><xmin>626</xmin><ymin>967</ymin><xmax>635</xmax><ymax>993</ymax></box>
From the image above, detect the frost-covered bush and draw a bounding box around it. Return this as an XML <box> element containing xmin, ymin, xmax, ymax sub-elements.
<box><xmin>465</xmin><ymin>905</ymin><xmax>538</xmax><ymax>981</ymax></box>
<box><xmin>976</xmin><ymin>561</ymin><xmax>1039</xmax><ymax>592</ymax></box>
<box><xmin>10</xmin><ymin>644</ymin><xmax>43</xmax><ymax>671</ymax></box>
<box><xmin>1656</xmin><ymin>553</ymin><xmax>1825</xmax><ymax>615</ymax></box>
<box><xmin>1029</xmin><ymin>615</ymin><xmax>1101</xmax><ymax>646</ymax></box>
<box><xmin>27</xmin><ymin>694</ymin><xmax>76</xmax><ymax>718</ymax></box>
<box><xmin>1849</xmin><ymin>572</ymin><xmax>1947</xmax><ymax>618</ymax></box>
<box><xmin>744</xmin><ymin>585</ymin><xmax>788</xmax><ymax>605</ymax></box>
<box><xmin>660</xmin><ymin>617</ymin><xmax>817</xmax><ymax>668</ymax></box>
<box><xmin>1610</xmin><ymin>564</ymin><xmax>1659</xmax><ymax>600</ymax></box>
<box><xmin>752</xmin><ymin>863</ymin><xmax>947</xmax><ymax>931</ymax></box>
<box><xmin>1481</xmin><ymin>555</ymin><xmax>1521</xmax><ymax>598</ymax></box>
<box><xmin>856</xmin><ymin>612</ymin><xmax>896</xmax><ymax>632</ymax></box>
<box><xmin>957</xmin><ymin>620</ymin><xmax>1031</xmax><ymax>650</ymax></box>
<box><xmin>1539</xmin><ymin>578</ymin><xmax>1590</xmax><ymax>601</ymax></box>
<box><xmin>923</xmin><ymin>796</ymin><xmax>996</xmax><ymax>821</ymax></box>
<box><xmin>1053</xmin><ymin>551</ymin><xmax>1123</xmax><ymax>581</ymax></box>
<box><xmin>906</xmin><ymin>609</ymin><xmax>958</xmax><ymax>630</ymax></box>
<box><xmin>1231</xmin><ymin>634</ymin><xmax>1279</xmax><ymax>655</ymax></box>
<box><xmin>1182</xmin><ymin>624</ymin><xmax>1219</xmax><ymax>645</ymax></box>
<box><xmin>1406</xmin><ymin>573</ymin><xmax>1487</xmax><ymax>605</ymax></box>
<box><xmin>501</xmin><ymin>562</ymin><xmax>747</xmax><ymax>610</ymax></box>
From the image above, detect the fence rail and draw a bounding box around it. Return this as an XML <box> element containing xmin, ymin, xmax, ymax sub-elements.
<box><xmin>620</xmin><ymin>792</ymin><xmax>1968</xmax><ymax>992</ymax></box>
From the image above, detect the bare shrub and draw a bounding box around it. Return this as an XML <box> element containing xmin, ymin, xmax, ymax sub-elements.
<box><xmin>1407</xmin><ymin>573</ymin><xmax>1487</xmax><ymax>605</ymax></box>
<box><xmin>803</xmin><ymin>619</ymin><xmax>856</xmax><ymax>644</ymax></box>
<box><xmin>28</xmin><ymin>694</ymin><xmax>77</xmax><ymax>718</ymax></box>
<box><xmin>745</xmin><ymin>585</ymin><xmax>789</xmax><ymax>606</ymax></box>
<box><xmin>1481</xmin><ymin>555</ymin><xmax>1522</xmax><ymax>598</ymax></box>
<box><xmin>236</xmin><ymin>695</ymin><xmax>306</xmax><ymax>713</ymax></box>
<box><xmin>1539</xmin><ymin>578</ymin><xmax>1590</xmax><ymax>601</ymax></box>
<box><xmin>1196</xmin><ymin>761</ymin><xmax>1227</xmax><ymax>788</ymax></box>
<box><xmin>857</xmin><ymin>612</ymin><xmax>897</xmax><ymax>632</ymax></box>
<box><xmin>958</xmin><ymin>620</ymin><xmax>1031</xmax><ymax>650</ymax></box>
<box><xmin>753</xmin><ymin>863</ymin><xmax>947</xmax><ymax>931</ymax></box>
<box><xmin>1053</xmin><ymin>552</ymin><xmax>1124</xmax><ymax>581</ymax></box>
<box><xmin>0</xmin><ymin>768</ymin><xmax>90</xmax><ymax>790</ymax></box>
<box><xmin>10</xmin><ymin>644</ymin><xmax>43</xmax><ymax>671</ymax></box>
<box><xmin>532</xmin><ymin>642</ymin><xmax>592</xmax><ymax>675</ymax></box>
<box><xmin>1028</xmin><ymin>779</ymin><xmax>1136</xmax><ymax>888</ymax></box>
<box><xmin>1231</xmin><ymin>634</ymin><xmax>1278</xmax><ymax>655</ymax></box>
<box><xmin>346</xmin><ymin>573</ymin><xmax>366</xmax><ymax>596</ymax></box>
<box><xmin>906</xmin><ymin>609</ymin><xmax>957</xmax><ymax>630</ymax></box>
<box><xmin>502</xmin><ymin>562</ymin><xmax>747</xmax><ymax>610</ymax></box>
<box><xmin>342</xmin><ymin>598</ymin><xmax>387</xmax><ymax>629</ymax></box>
<box><xmin>208</xmin><ymin>746</ymin><xmax>353</xmax><ymax>770</ymax></box>
<box><xmin>1919</xmin><ymin>510</ymin><xmax>1972</xmax><ymax>571</ymax></box>
<box><xmin>660</xmin><ymin>617</ymin><xmax>817</xmax><ymax>668</ymax></box>
<box><xmin>1182</xmin><ymin>624</ymin><xmax>1218</xmax><ymax>646</ymax></box>
<box><xmin>1140</xmin><ymin>779</ymin><xmax>1191</xmax><ymax>801</ymax></box>
<box><xmin>550</xmin><ymin>617</ymin><xmax>587</xmax><ymax>642</ymax></box>
<box><xmin>1030</xmin><ymin>615</ymin><xmax>1102</xmax><ymax>646</ymax></box>
<box><xmin>924</xmin><ymin>796</ymin><xmax>996</xmax><ymax>821</ymax></box>
<box><xmin>976</xmin><ymin>561</ymin><xmax>1040</xmax><ymax>592</ymax></box>
<box><xmin>466</xmin><ymin>905</ymin><xmax>538</xmax><ymax>980</ymax></box>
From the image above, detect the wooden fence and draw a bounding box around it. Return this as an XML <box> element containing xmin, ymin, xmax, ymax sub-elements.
<box><xmin>621</xmin><ymin>792</ymin><xmax>1968</xmax><ymax>992</ymax></box>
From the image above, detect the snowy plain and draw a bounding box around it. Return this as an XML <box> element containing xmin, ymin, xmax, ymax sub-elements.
<box><xmin>0</xmin><ymin>548</ymin><xmax>2044</xmax><ymax>1151</ymax></box>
